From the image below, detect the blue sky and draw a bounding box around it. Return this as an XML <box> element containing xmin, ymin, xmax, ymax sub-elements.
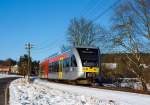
<box><xmin>0</xmin><ymin>0</ymin><xmax>118</xmax><ymax>61</ymax></box>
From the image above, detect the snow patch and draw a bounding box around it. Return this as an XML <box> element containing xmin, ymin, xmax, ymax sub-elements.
<box><xmin>9</xmin><ymin>78</ymin><xmax>150</xmax><ymax>105</ymax></box>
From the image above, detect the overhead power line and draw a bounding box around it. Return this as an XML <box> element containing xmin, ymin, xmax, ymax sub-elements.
<box><xmin>92</xmin><ymin>0</ymin><xmax>121</xmax><ymax>22</ymax></box>
<box><xmin>85</xmin><ymin>0</ymin><xmax>106</xmax><ymax>19</ymax></box>
<box><xmin>81</xmin><ymin>0</ymin><xmax>102</xmax><ymax>18</ymax></box>
<box><xmin>80</xmin><ymin>0</ymin><xmax>95</xmax><ymax>16</ymax></box>
<box><xmin>34</xmin><ymin>34</ymin><xmax>64</xmax><ymax>50</ymax></box>
<box><xmin>33</xmin><ymin>38</ymin><xmax>66</xmax><ymax>52</ymax></box>
<box><xmin>33</xmin><ymin>0</ymin><xmax>122</xmax><ymax>60</ymax></box>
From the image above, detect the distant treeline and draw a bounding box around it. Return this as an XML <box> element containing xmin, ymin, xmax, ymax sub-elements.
<box><xmin>0</xmin><ymin>58</ymin><xmax>16</xmax><ymax>66</ymax></box>
<box><xmin>101</xmin><ymin>53</ymin><xmax>150</xmax><ymax>64</ymax></box>
<box><xmin>100</xmin><ymin>53</ymin><xmax>150</xmax><ymax>83</ymax></box>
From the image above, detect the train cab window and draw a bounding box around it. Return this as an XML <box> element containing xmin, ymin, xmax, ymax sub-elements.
<box><xmin>77</xmin><ymin>48</ymin><xmax>99</xmax><ymax>67</ymax></box>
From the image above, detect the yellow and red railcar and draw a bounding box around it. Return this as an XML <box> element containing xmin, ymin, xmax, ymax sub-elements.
<box><xmin>40</xmin><ymin>47</ymin><xmax>100</xmax><ymax>83</ymax></box>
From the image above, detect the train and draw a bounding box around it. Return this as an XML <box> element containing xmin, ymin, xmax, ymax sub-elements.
<box><xmin>39</xmin><ymin>46</ymin><xmax>100</xmax><ymax>84</ymax></box>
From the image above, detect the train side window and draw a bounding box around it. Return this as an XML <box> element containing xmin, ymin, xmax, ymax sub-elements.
<box><xmin>63</xmin><ymin>58</ymin><xmax>70</xmax><ymax>68</ymax></box>
<box><xmin>52</xmin><ymin>62</ymin><xmax>54</xmax><ymax>72</ymax></box>
<box><xmin>51</xmin><ymin>62</ymin><xmax>58</xmax><ymax>72</ymax></box>
<box><xmin>54</xmin><ymin>61</ymin><xmax>59</xmax><ymax>72</ymax></box>
<box><xmin>54</xmin><ymin>62</ymin><xmax>56</xmax><ymax>72</ymax></box>
<box><xmin>66</xmin><ymin>58</ymin><xmax>70</xmax><ymax>67</ymax></box>
<box><xmin>63</xmin><ymin>59</ymin><xmax>66</xmax><ymax>68</ymax></box>
<box><xmin>56</xmin><ymin>61</ymin><xmax>59</xmax><ymax>72</ymax></box>
<box><xmin>48</xmin><ymin>63</ymin><xmax>52</xmax><ymax>72</ymax></box>
<box><xmin>71</xmin><ymin>55</ymin><xmax>77</xmax><ymax>67</ymax></box>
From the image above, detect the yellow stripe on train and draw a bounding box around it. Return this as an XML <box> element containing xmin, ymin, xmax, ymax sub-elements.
<box><xmin>58</xmin><ymin>72</ymin><xmax>63</xmax><ymax>79</ymax></box>
<box><xmin>82</xmin><ymin>67</ymin><xmax>99</xmax><ymax>72</ymax></box>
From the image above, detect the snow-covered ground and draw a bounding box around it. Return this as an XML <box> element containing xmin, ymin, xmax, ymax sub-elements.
<box><xmin>9</xmin><ymin>78</ymin><xmax>150</xmax><ymax>105</ymax></box>
<box><xmin>0</xmin><ymin>73</ymin><xmax>21</xmax><ymax>78</ymax></box>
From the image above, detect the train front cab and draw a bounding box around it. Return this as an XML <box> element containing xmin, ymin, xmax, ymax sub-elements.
<box><xmin>75</xmin><ymin>47</ymin><xmax>100</xmax><ymax>83</ymax></box>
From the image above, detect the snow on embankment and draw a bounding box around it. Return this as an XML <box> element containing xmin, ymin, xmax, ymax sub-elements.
<box><xmin>34</xmin><ymin>79</ymin><xmax>150</xmax><ymax>105</ymax></box>
<box><xmin>9</xmin><ymin>78</ymin><xmax>150</xmax><ymax>105</ymax></box>
<box><xmin>0</xmin><ymin>73</ymin><xmax>21</xmax><ymax>79</ymax></box>
<box><xmin>9</xmin><ymin>78</ymin><xmax>118</xmax><ymax>105</ymax></box>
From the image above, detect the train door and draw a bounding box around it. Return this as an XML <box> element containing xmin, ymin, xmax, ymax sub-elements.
<box><xmin>58</xmin><ymin>58</ymin><xmax>63</xmax><ymax>79</ymax></box>
<box><xmin>44</xmin><ymin>60</ymin><xmax>49</xmax><ymax>78</ymax></box>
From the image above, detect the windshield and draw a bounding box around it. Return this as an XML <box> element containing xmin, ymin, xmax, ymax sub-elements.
<box><xmin>77</xmin><ymin>48</ymin><xmax>99</xmax><ymax>67</ymax></box>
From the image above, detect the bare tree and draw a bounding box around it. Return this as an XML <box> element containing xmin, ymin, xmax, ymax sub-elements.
<box><xmin>67</xmin><ymin>17</ymin><xmax>101</xmax><ymax>47</ymax></box>
<box><xmin>130</xmin><ymin>0</ymin><xmax>150</xmax><ymax>39</ymax></box>
<box><xmin>18</xmin><ymin>55</ymin><xmax>28</xmax><ymax>77</ymax></box>
<box><xmin>97</xmin><ymin>27</ymin><xmax>114</xmax><ymax>53</ymax></box>
<box><xmin>111</xmin><ymin>0</ymin><xmax>150</xmax><ymax>91</ymax></box>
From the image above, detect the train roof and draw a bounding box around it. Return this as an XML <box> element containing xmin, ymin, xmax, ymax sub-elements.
<box><xmin>74</xmin><ymin>46</ymin><xmax>99</xmax><ymax>49</ymax></box>
<box><xmin>41</xmin><ymin>46</ymin><xmax>99</xmax><ymax>62</ymax></box>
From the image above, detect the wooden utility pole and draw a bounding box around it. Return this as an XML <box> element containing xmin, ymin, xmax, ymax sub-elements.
<box><xmin>25</xmin><ymin>43</ymin><xmax>33</xmax><ymax>82</ymax></box>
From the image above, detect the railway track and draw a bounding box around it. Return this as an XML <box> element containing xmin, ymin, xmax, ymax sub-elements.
<box><xmin>44</xmin><ymin>78</ymin><xmax>150</xmax><ymax>95</ymax></box>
